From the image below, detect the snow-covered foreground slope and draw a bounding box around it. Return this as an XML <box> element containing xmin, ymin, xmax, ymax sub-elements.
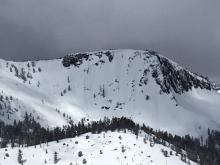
<box><xmin>0</xmin><ymin>131</ymin><xmax>197</xmax><ymax>165</ymax></box>
<box><xmin>0</xmin><ymin>49</ymin><xmax>219</xmax><ymax>137</ymax></box>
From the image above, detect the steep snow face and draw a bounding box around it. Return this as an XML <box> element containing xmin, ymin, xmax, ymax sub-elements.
<box><xmin>0</xmin><ymin>131</ymin><xmax>197</xmax><ymax>165</ymax></box>
<box><xmin>0</xmin><ymin>49</ymin><xmax>219</xmax><ymax>137</ymax></box>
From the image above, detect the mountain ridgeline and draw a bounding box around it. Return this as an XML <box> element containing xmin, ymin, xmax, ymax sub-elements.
<box><xmin>62</xmin><ymin>50</ymin><xmax>212</xmax><ymax>94</ymax></box>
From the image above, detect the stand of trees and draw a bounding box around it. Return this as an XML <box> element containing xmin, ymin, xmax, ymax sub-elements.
<box><xmin>0</xmin><ymin>113</ymin><xmax>220</xmax><ymax>165</ymax></box>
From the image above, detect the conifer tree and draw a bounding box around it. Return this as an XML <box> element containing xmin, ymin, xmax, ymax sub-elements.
<box><xmin>17</xmin><ymin>149</ymin><xmax>23</xmax><ymax>164</ymax></box>
<box><xmin>54</xmin><ymin>151</ymin><xmax>58</xmax><ymax>164</ymax></box>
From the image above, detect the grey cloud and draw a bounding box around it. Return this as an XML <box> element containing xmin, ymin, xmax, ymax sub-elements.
<box><xmin>0</xmin><ymin>0</ymin><xmax>220</xmax><ymax>80</ymax></box>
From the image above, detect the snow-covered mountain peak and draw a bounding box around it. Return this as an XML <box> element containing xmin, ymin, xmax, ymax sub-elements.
<box><xmin>62</xmin><ymin>49</ymin><xmax>212</xmax><ymax>94</ymax></box>
<box><xmin>0</xmin><ymin>49</ymin><xmax>219</xmax><ymax>137</ymax></box>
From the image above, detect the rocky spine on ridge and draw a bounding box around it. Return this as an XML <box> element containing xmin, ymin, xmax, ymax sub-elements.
<box><xmin>153</xmin><ymin>55</ymin><xmax>211</xmax><ymax>94</ymax></box>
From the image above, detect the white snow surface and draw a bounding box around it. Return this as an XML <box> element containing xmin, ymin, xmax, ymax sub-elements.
<box><xmin>0</xmin><ymin>49</ymin><xmax>219</xmax><ymax>137</ymax></box>
<box><xmin>0</xmin><ymin>131</ymin><xmax>197</xmax><ymax>165</ymax></box>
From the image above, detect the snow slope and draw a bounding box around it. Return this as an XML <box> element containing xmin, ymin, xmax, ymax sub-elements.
<box><xmin>0</xmin><ymin>131</ymin><xmax>197</xmax><ymax>165</ymax></box>
<box><xmin>0</xmin><ymin>49</ymin><xmax>219</xmax><ymax>137</ymax></box>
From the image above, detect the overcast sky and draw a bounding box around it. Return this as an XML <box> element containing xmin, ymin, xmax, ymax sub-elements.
<box><xmin>0</xmin><ymin>0</ymin><xmax>220</xmax><ymax>81</ymax></box>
